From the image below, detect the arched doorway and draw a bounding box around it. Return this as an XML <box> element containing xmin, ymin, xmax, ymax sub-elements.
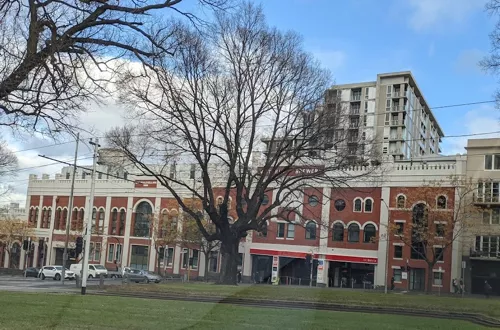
<box><xmin>9</xmin><ymin>243</ymin><xmax>21</xmax><ymax>269</ymax></box>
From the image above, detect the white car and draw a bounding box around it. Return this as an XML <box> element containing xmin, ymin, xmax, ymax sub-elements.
<box><xmin>70</xmin><ymin>263</ymin><xmax>108</xmax><ymax>278</ymax></box>
<box><xmin>39</xmin><ymin>265</ymin><xmax>75</xmax><ymax>281</ymax></box>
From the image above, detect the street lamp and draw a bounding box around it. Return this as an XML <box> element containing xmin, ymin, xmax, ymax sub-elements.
<box><xmin>380</xmin><ymin>198</ymin><xmax>390</xmax><ymax>294</ymax></box>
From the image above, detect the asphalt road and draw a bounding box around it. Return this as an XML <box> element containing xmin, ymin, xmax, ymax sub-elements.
<box><xmin>0</xmin><ymin>275</ymin><xmax>123</xmax><ymax>292</ymax></box>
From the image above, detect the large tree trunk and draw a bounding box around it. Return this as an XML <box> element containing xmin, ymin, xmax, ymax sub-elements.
<box><xmin>204</xmin><ymin>252</ymin><xmax>210</xmax><ymax>282</ymax></box>
<box><xmin>219</xmin><ymin>238</ymin><xmax>239</xmax><ymax>285</ymax></box>
<box><xmin>157</xmin><ymin>250</ymin><xmax>162</xmax><ymax>276</ymax></box>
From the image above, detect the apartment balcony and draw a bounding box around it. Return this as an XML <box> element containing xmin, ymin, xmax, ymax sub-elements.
<box><xmin>347</xmin><ymin>138</ymin><xmax>359</xmax><ymax>144</ymax></box>
<box><xmin>389</xmin><ymin>135</ymin><xmax>404</xmax><ymax>141</ymax></box>
<box><xmin>390</xmin><ymin>120</ymin><xmax>405</xmax><ymax>127</ymax></box>
<box><xmin>348</xmin><ymin>123</ymin><xmax>360</xmax><ymax>129</ymax></box>
<box><xmin>391</xmin><ymin>106</ymin><xmax>405</xmax><ymax>113</ymax></box>
<box><xmin>351</xmin><ymin>94</ymin><xmax>361</xmax><ymax>101</ymax></box>
<box><xmin>391</xmin><ymin>91</ymin><xmax>407</xmax><ymax>98</ymax></box>
<box><xmin>389</xmin><ymin>149</ymin><xmax>404</xmax><ymax>155</ymax></box>
<box><xmin>349</xmin><ymin>109</ymin><xmax>360</xmax><ymax>116</ymax></box>
<box><xmin>473</xmin><ymin>194</ymin><xmax>500</xmax><ymax>205</ymax></box>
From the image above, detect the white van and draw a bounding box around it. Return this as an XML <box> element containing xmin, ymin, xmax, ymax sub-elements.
<box><xmin>69</xmin><ymin>264</ymin><xmax>108</xmax><ymax>278</ymax></box>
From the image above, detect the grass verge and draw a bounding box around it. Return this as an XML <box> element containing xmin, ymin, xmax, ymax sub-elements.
<box><xmin>105</xmin><ymin>282</ymin><xmax>500</xmax><ymax>319</ymax></box>
<box><xmin>0</xmin><ymin>291</ymin><xmax>490</xmax><ymax>330</ymax></box>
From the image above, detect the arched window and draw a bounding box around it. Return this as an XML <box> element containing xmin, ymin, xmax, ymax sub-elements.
<box><xmin>411</xmin><ymin>203</ymin><xmax>427</xmax><ymax>259</ymax></box>
<box><xmin>41</xmin><ymin>209</ymin><xmax>47</xmax><ymax>228</ymax></box>
<box><xmin>353</xmin><ymin>198</ymin><xmax>362</xmax><ymax>212</ymax></box>
<box><xmin>46</xmin><ymin>208</ymin><xmax>51</xmax><ymax>229</ymax></box>
<box><xmin>71</xmin><ymin>208</ymin><xmax>78</xmax><ymax>230</ymax></box>
<box><xmin>332</xmin><ymin>223</ymin><xmax>344</xmax><ymax>241</ymax></box>
<box><xmin>119</xmin><ymin>209</ymin><xmax>126</xmax><ymax>235</ymax></box>
<box><xmin>78</xmin><ymin>209</ymin><xmax>85</xmax><ymax>231</ymax></box>
<box><xmin>170</xmin><ymin>212</ymin><xmax>178</xmax><ymax>232</ymax></box>
<box><xmin>61</xmin><ymin>208</ymin><xmax>68</xmax><ymax>230</ymax></box>
<box><xmin>305</xmin><ymin>221</ymin><xmax>317</xmax><ymax>240</ymax></box>
<box><xmin>134</xmin><ymin>202</ymin><xmax>153</xmax><ymax>237</ymax></box>
<box><xmin>437</xmin><ymin>195</ymin><xmax>447</xmax><ymax>209</ymax></box>
<box><xmin>111</xmin><ymin>209</ymin><xmax>118</xmax><ymax>235</ymax></box>
<box><xmin>34</xmin><ymin>208</ymin><xmax>39</xmax><ymax>227</ymax></box>
<box><xmin>364</xmin><ymin>199</ymin><xmax>373</xmax><ymax>213</ymax></box>
<box><xmin>98</xmin><ymin>208</ymin><xmax>105</xmax><ymax>232</ymax></box>
<box><xmin>397</xmin><ymin>195</ymin><xmax>406</xmax><ymax>209</ymax></box>
<box><xmin>363</xmin><ymin>224</ymin><xmax>376</xmax><ymax>243</ymax></box>
<box><xmin>54</xmin><ymin>208</ymin><xmax>61</xmax><ymax>230</ymax></box>
<box><xmin>348</xmin><ymin>223</ymin><xmax>360</xmax><ymax>242</ymax></box>
<box><xmin>91</xmin><ymin>208</ymin><xmax>97</xmax><ymax>230</ymax></box>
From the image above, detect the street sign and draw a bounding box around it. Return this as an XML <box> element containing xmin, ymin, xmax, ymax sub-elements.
<box><xmin>402</xmin><ymin>272</ymin><xmax>408</xmax><ymax>280</ymax></box>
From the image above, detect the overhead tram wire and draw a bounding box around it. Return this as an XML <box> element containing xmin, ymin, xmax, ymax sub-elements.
<box><xmin>5</xmin><ymin>99</ymin><xmax>496</xmax><ymax>155</ymax></box>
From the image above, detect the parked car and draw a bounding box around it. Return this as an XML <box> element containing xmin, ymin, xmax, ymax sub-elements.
<box><xmin>142</xmin><ymin>271</ymin><xmax>162</xmax><ymax>283</ymax></box>
<box><xmin>124</xmin><ymin>268</ymin><xmax>148</xmax><ymax>283</ymax></box>
<box><xmin>23</xmin><ymin>267</ymin><xmax>40</xmax><ymax>278</ymax></box>
<box><xmin>69</xmin><ymin>263</ymin><xmax>108</xmax><ymax>278</ymax></box>
<box><xmin>107</xmin><ymin>267</ymin><xmax>131</xmax><ymax>278</ymax></box>
<box><xmin>39</xmin><ymin>266</ymin><xmax>75</xmax><ymax>280</ymax></box>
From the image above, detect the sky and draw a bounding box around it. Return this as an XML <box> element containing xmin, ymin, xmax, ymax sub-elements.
<box><xmin>2</xmin><ymin>0</ymin><xmax>500</xmax><ymax>207</ymax></box>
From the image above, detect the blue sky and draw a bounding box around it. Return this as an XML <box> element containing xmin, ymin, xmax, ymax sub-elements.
<box><xmin>2</xmin><ymin>0</ymin><xmax>500</xmax><ymax>206</ymax></box>
<box><xmin>259</xmin><ymin>0</ymin><xmax>500</xmax><ymax>154</ymax></box>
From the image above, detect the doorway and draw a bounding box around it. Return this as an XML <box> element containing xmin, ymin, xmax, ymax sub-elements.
<box><xmin>409</xmin><ymin>268</ymin><xmax>425</xmax><ymax>291</ymax></box>
<box><xmin>130</xmin><ymin>245</ymin><xmax>149</xmax><ymax>270</ymax></box>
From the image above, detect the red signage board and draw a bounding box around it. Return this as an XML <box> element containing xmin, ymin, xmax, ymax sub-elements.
<box><xmin>250</xmin><ymin>248</ymin><xmax>308</xmax><ymax>259</ymax></box>
<box><xmin>250</xmin><ymin>249</ymin><xmax>377</xmax><ymax>264</ymax></box>
<box><xmin>134</xmin><ymin>180</ymin><xmax>158</xmax><ymax>188</ymax></box>
<box><xmin>320</xmin><ymin>254</ymin><xmax>378</xmax><ymax>264</ymax></box>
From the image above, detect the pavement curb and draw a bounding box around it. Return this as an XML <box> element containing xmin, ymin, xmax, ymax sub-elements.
<box><xmin>93</xmin><ymin>291</ymin><xmax>500</xmax><ymax>328</ymax></box>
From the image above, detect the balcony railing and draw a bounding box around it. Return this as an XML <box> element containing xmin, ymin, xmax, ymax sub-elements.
<box><xmin>390</xmin><ymin>120</ymin><xmax>404</xmax><ymax>126</ymax></box>
<box><xmin>349</xmin><ymin>123</ymin><xmax>359</xmax><ymax>129</ymax></box>
<box><xmin>351</xmin><ymin>94</ymin><xmax>361</xmax><ymax>101</ymax></box>
<box><xmin>350</xmin><ymin>109</ymin><xmax>360</xmax><ymax>115</ymax></box>
<box><xmin>392</xmin><ymin>91</ymin><xmax>400</xmax><ymax>98</ymax></box>
<box><xmin>391</xmin><ymin>106</ymin><xmax>404</xmax><ymax>112</ymax></box>
<box><xmin>473</xmin><ymin>194</ymin><xmax>500</xmax><ymax>204</ymax></box>
<box><xmin>389</xmin><ymin>135</ymin><xmax>403</xmax><ymax>140</ymax></box>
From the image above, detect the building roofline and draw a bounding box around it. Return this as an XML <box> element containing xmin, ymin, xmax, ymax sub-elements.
<box><xmin>377</xmin><ymin>71</ymin><xmax>444</xmax><ymax>138</ymax></box>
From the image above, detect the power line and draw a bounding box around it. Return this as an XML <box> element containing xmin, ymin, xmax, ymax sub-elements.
<box><xmin>4</xmin><ymin>99</ymin><xmax>495</xmax><ymax>156</ymax></box>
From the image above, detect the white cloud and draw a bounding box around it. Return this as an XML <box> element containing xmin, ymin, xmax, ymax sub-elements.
<box><xmin>441</xmin><ymin>105</ymin><xmax>500</xmax><ymax>155</ymax></box>
<box><xmin>454</xmin><ymin>49</ymin><xmax>485</xmax><ymax>74</ymax></box>
<box><xmin>406</xmin><ymin>0</ymin><xmax>486</xmax><ymax>32</ymax></box>
<box><xmin>1</xmin><ymin>98</ymin><xmax>126</xmax><ymax>207</ymax></box>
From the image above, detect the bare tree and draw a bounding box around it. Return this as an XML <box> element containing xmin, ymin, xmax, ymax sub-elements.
<box><xmin>0</xmin><ymin>0</ymin><xmax>230</xmax><ymax>134</ymax></box>
<box><xmin>384</xmin><ymin>177</ymin><xmax>479</xmax><ymax>293</ymax></box>
<box><xmin>481</xmin><ymin>0</ymin><xmax>500</xmax><ymax>103</ymax></box>
<box><xmin>0</xmin><ymin>137</ymin><xmax>18</xmax><ymax>196</ymax></box>
<box><xmin>107</xmin><ymin>3</ymin><xmax>379</xmax><ymax>284</ymax></box>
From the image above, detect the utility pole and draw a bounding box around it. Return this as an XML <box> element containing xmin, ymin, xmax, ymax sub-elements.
<box><xmin>61</xmin><ymin>133</ymin><xmax>79</xmax><ymax>285</ymax></box>
<box><xmin>381</xmin><ymin>199</ymin><xmax>390</xmax><ymax>294</ymax></box>
<box><xmin>81</xmin><ymin>138</ymin><xmax>99</xmax><ymax>295</ymax></box>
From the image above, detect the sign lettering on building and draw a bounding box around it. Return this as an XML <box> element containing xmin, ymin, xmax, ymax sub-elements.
<box><xmin>134</xmin><ymin>180</ymin><xmax>158</xmax><ymax>188</ymax></box>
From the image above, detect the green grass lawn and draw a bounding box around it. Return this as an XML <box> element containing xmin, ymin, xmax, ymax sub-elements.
<box><xmin>0</xmin><ymin>291</ymin><xmax>490</xmax><ymax>330</ymax></box>
<box><xmin>106</xmin><ymin>282</ymin><xmax>500</xmax><ymax>319</ymax></box>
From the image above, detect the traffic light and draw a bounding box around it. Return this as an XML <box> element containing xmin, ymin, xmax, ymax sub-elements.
<box><xmin>75</xmin><ymin>236</ymin><xmax>83</xmax><ymax>256</ymax></box>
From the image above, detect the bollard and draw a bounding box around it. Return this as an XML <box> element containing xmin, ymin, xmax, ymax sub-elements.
<box><xmin>99</xmin><ymin>274</ymin><xmax>104</xmax><ymax>289</ymax></box>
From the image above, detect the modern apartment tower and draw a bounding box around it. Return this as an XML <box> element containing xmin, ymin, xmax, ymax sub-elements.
<box><xmin>328</xmin><ymin>71</ymin><xmax>443</xmax><ymax>160</ymax></box>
